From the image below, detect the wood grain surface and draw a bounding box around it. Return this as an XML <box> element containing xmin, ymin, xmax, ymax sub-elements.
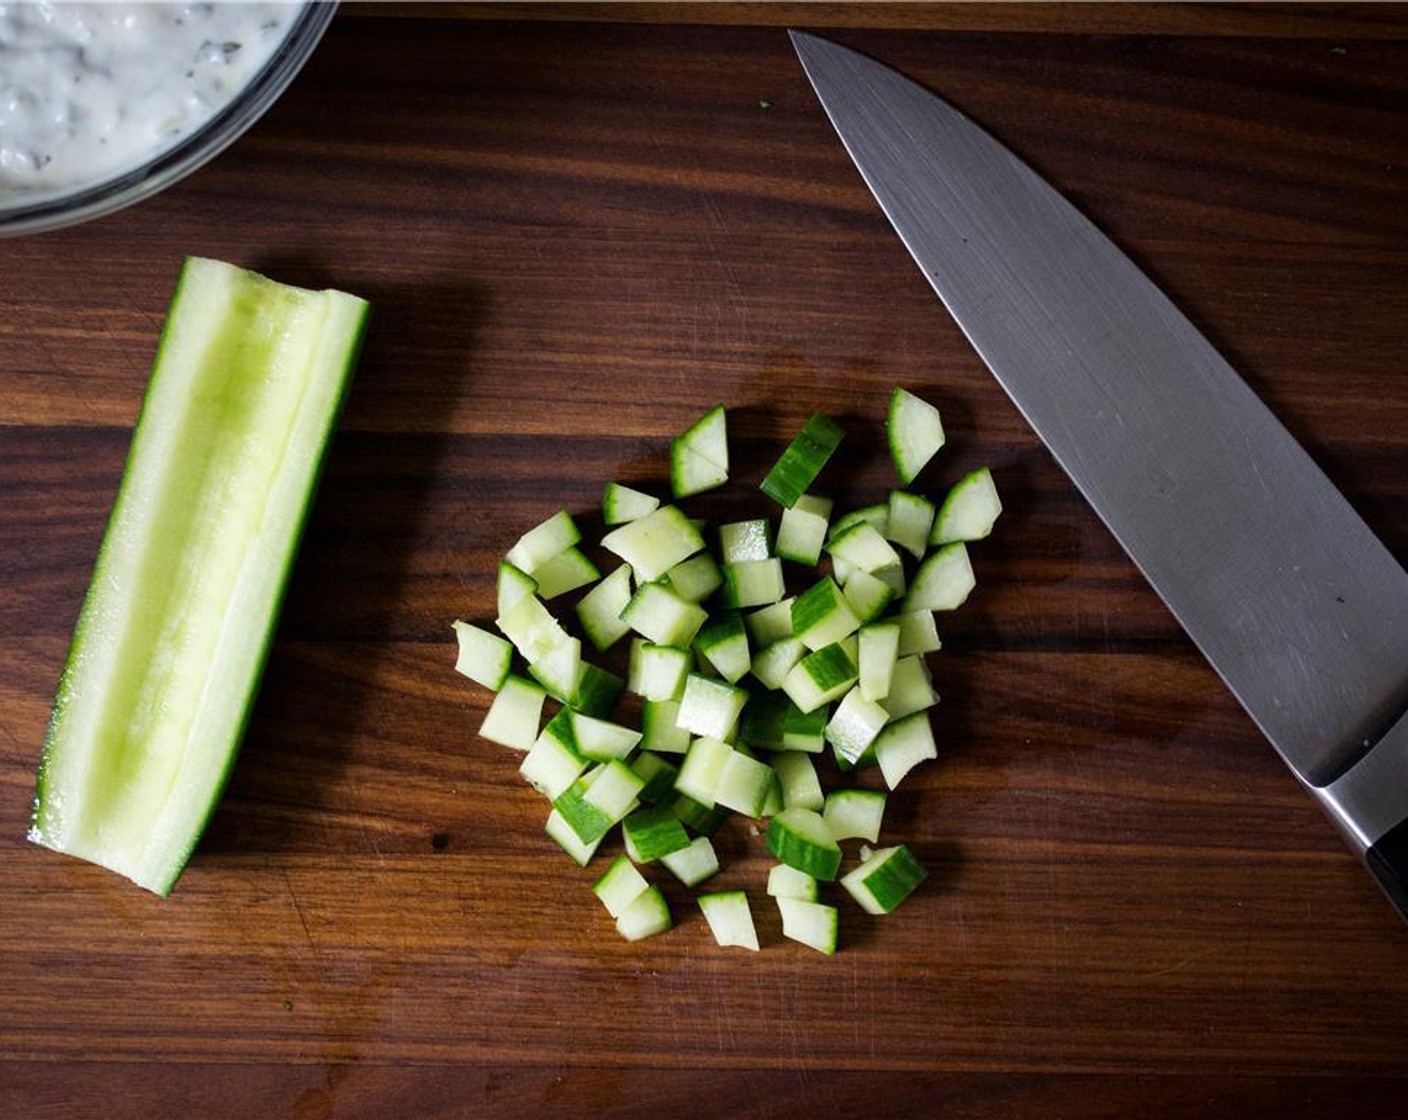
<box><xmin>4</xmin><ymin>5</ymin><xmax>1408</xmax><ymax>1117</ymax></box>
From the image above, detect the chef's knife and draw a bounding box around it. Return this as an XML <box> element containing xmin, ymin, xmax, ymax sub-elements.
<box><xmin>791</xmin><ymin>31</ymin><xmax>1408</xmax><ymax>920</ymax></box>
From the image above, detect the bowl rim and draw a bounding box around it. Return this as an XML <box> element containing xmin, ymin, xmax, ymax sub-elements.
<box><xmin>0</xmin><ymin>0</ymin><xmax>339</xmax><ymax>238</ymax></box>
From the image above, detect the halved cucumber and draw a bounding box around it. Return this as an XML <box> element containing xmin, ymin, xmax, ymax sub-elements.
<box><xmin>31</xmin><ymin>260</ymin><xmax>369</xmax><ymax>895</ymax></box>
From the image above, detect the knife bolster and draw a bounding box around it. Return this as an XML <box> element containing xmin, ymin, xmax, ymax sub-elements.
<box><xmin>1366</xmin><ymin>819</ymin><xmax>1408</xmax><ymax>925</ymax></box>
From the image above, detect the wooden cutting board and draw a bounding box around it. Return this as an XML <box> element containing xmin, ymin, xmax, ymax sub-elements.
<box><xmin>4</xmin><ymin>6</ymin><xmax>1408</xmax><ymax>1116</ymax></box>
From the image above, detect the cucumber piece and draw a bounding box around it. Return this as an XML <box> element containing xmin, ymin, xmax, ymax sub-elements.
<box><xmin>572</xmin><ymin>662</ymin><xmax>625</xmax><ymax>719</ymax></box>
<box><xmin>873</xmin><ymin>711</ymin><xmax>938</xmax><ymax>789</ymax></box>
<box><xmin>670</xmin><ymin>404</ymin><xmax>729</xmax><ymax>500</ymax></box>
<box><xmin>894</xmin><ymin>610</ymin><xmax>942</xmax><ymax>657</ymax></box>
<box><xmin>497</xmin><ymin>560</ymin><xmax>537</xmax><ymax>616</ymax></box>
<box><xmin>452</xmin><ymin>621</ymin><xmax>512</xmax><ymax>691</ymax></box>
<box><xmin>506</xmin><ymin>510</ymin><xmax>581</xmax><ymax>575</ymax></box>
<box><xmin>792</xmin><ymin>577</ymin><xmax>862</xmax><ymax>651</ymax></box>
<box><xmin>602</xmin><ymin>481</ymin><xmax>660</xmax><ymax>525</ymax></box>
<box><xmin>661</xmin><ymin>835</ymin><xmax>720</xmax><ymax>888</ymax></box>
<box><xmin>761</xmin><ymin>767</ymin><xmax>785</xmax><ymax>817</ymax></box>
<box><xmin>744</xmin><ymin>598</ymin><xmax>795</xmax><ymax>648</ymax></box>
<box><xmin>828</xmin><ymin>521</ymin><xmax>903</xmax><ymax>575</ymax></box>
<box><xmin>880</xmin><ymin>655</ymin><xmax>938</xmax><ymax>720</ymax></box>
<box><xmin>621</xmin><ymin>581</ymin><xmax>708</xmax><ymax>647</ymax></box>
<box><xmin>776</xmin><ymin>493</ymin><xmax>832</xmax><ymax>566</ymax></box>
<box><xmin>592</xmin><ymin>854</ymin><xmax>651</xmax><ymax>918</ymax></box>
<box><xmin>782</xmin><ymin>703</ymin><xmax>828</xmax><ymax>754</ymax></box>
<box><xmin>887</xmin><ymin>490</ymin><xmax>936</xmax><ymax>561</ymax></box>
<box><xmin>750</xmin><ymin>636</ymin><xmax>806</xmax><ymax>691</ymax></box>
<box><xmin>519</xmin><ymin>725</ymin><xmax>588</xmax><ymax>800</ymax></box>
<box><xmin>582</xmin><ymin>758</ymin><xmax>646</xmax><ymax>822</ymax></box>
<box><xmin>531</xmin><ymin>545</ymin><xmax>600</xmax><ymax>599</ymax></box>
<box><xmin>840</xmin><ymin>845</ymin><xmax>927</xmax><ymax>914</ymax></box>
<box><xmin>545</xmin><ymin>808</ymin><xmax>602</xmax><ymax>866</ymax></box>
<box><xmin>628</xmin><ymin>640</ymin><xmax>691</xmax><ymax>702</ymax></box>
<box><xmin>858</xmin><ymin>621</ymin><xmax>900</xmax><ymax>703</ymax></box>
<box><xmin>714</xmin><ymin>749</ymin><xmax>774</xmax><ymax>818</ymax></box>
<box><xmin>886</xmin><ymin>387</ymin><xmax>945</xmax><ymax>485</ymax></box>
<box><xmin>662</xmin><ymin>552</ymin><xmax>724</xmax><ymax>603</ymax></box>
<box><xmin>478</xmin><ymin>675</ymin><xmax>547</xmax><ymax>750</ymax></box>
<box><xmin>781</xmin><ymin>641</ymin><xmax>859</xmax><ymax>714</ymax></box>
<box><xmin>767</xmin><ymin>863</ymin><xmax>819</xmax><ymax>903</ymax></box>
<box><xmin>630</xmin><ymin>751</ymin><xmax>681</xmax><ymax>807</ymax></box>
<box><xmin>526</xmin><ymin>635</ymin><xmax>582</xmax><ymax>705</ymax></box>
<box><xmin>827</xmin><ymin>502</ymin><xmax>889</xmax><ymax>546</ymax></box>
<box><xmin>931</xmin><ymin>467</ymin><xmax>1002</xmax><ymax>545</ymax></box>
<box><xmin>29</xmin><ymin>258</ymin><xmax>368</xmax><ymax>895</ymax></box>
<box><xmin>719</xmin><ymin>518</ymin><xmax>772</xmax><ymax>563</ymax></box>
<box><xmin>822</xmin><ymin>788</ymin><xmax>886</xmax><ymax>843</ymax></box>
<box><xmin>569</xmin><ymin>711</ymin><xmax>642</xmax><ymax>762</ymax></box>
<box><xmin>676</xmin><ymin>674</ymin><xmax>748</xmax><ymax>741</ymax></box>
<box><xmin>641</xmin><ymin>698</ymin><xmax>692</xmax><ymax>754</ymax></box>
<box><xmin>772</xmin><ymin>751</ymin><xmax>824</xmax><ymax>811</ymax></box>
<box><xmin>903</xmin><ymin>542</ymin><xmax>976</xmax><ymax>612</ymax></box>
<box><xmin>824</xmin><ymin>686</ymin><xmax>890</xmax><ymax>768</ymax></box>
<box><xmin>622</xmin><ymin>806</ymin><xmax>692</xmax><ymax>862</ymax></box>
<box><xmin>761</xmin><ymin>413</ymin><xmax>844</xmax><ymax>508</ymax></box>
<box><xmin>575</xmin><ymin>564</ymin><xmax>633</xmax><ymax>651</ymax></box>
<box><xmin>671</xmin><ymin>792</ymin><xmax>731</xmax><ymax>837</ymax></box>
<box><xmin>776</xmin><ymin>896</ymin><xmax>838</xmax><ymax>955</ymax></box>
<box><xmin>674</xmin><ymin>736</ymin><xmax>733</xmax><ymax>808</ymax></box>
<box><xmin>841</xmin><ymin>568</ymin><xmax>896</xmax><ymax>624</ymax></box>
<box><xmin>722</xmin><ymin>558</ymin><xmax>786</xmax><ymax>609</ymax></box>
<box><xmin>601</xmin><ymin>505</ymin><xmax>706</xmax><ymax>582</ymax></box>
<box><xmin>553</xmin><ymin>776</ymin><xmax>614</xmax><ymax>845</ymax></box>
<box><xmin>695</xmin><ymin>611</ymin><xmax>751</xmax><ymax>684</ymax></box>
<box><xmin>496</xmin><ymin>593</ymin><xmax>572</xmax><ymax>664</ymax></box>
<box><xmin>616</xmin><ymin>884</ymin><xmax>673</xmax><ymax>941</ymax></box>
<box><xmin>766</xmin><ymin>807</ymin><xmax>842</xmax><ymax>880</ymax></box>
<box><xmin>698</xmin><ymin>890</ymin><xmax>760</xmax><ymax>950</ymax></box>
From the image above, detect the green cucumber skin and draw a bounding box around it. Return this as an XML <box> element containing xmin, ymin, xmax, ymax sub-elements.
<box><xmin>31</xmin><ymin>258</ymin><xmax>369</xmax><ymax>895</ymax></box>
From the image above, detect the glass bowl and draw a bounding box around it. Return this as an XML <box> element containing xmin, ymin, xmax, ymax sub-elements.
<box><xmin>0</xmin><ymin>1</ymin><xmax>338</xmax><ymax>238</ymax></box>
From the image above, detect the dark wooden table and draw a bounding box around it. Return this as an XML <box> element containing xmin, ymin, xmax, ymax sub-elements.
<box><xmin>5</xmin><ymin>5</ymin><xmax>1408</xmax><ymax>1116</ymax></box>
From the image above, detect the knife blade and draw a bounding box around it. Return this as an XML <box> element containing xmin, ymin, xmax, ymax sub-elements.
<box><xmin>791</xmin><ymin>30</ymin><xmax>1408</xmax><ymax>920</ymax></box>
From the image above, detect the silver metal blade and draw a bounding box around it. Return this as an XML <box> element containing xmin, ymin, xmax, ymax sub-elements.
<box><xmin>792</xmin><ymin>32</ymin><xmax>1408</xmax><ymax>812</ymax></box>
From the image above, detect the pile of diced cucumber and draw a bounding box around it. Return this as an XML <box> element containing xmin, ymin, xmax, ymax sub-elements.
<box><xmin>453</xmin><ymin>389</ymin><xmax>1000</xmax><ymax>954</ymax></box>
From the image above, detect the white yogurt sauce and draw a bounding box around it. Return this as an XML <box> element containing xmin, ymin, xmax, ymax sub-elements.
<box><xmin>0</xmin><ymin>2</ymin><xmax>303</xmax><ymax>194</ymax></box>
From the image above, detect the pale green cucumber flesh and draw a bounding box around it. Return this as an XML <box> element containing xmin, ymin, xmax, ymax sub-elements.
<box><xmin>31</xmin><ymin>257</ymin><xmax>368</xmax><ymax>895</ymax></box>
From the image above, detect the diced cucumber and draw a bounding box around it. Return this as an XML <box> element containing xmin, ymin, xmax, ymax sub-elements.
<box><xmin>931</xmin><ymin>467</ymin><xmax>1002</xmax><ymax>545</ymax></box>
<box><xmin>570</xmin><ymin>711</ymin><xmax>642</xmax><ymax>762</ymax></box>
<box><xmin>744</xmin><ymin>598</ymin><xmax>795</xmax><ymax>647</ymax></box>
<box><xmin>751</xmin><ymin>636</ymin><xmax>806</xmax><ymax>690</ymax></box>
<box><xmin>887</xmin><ymin>490</ymin><xmax>936</xmax><ymax>560</ymax></box>
<box><xmin>478</xmin><ymin>675</ymin><xmax>547</xmax><ymax>750</ymax></box>
<box><xmin>714</xmin><ymin>749</ymin><xmax>774</xmax><ymax>818</ymax></box>
<box><xmin>739</xmin><ymin>690</ymin><xmax>788</xmax><ymax>751</ymax></box>
<box><xmin>719</xmin><ymin>518</ymin><xmax>772</xmax><ymax>563</ymax></box>
<box><xmin>672</xmin><ymin>793</ymin><xmax>731</xmax><ymax>837</ymax></box>
<box><xmin>776</xmin><ymin>896</ymin><xmax>838</xmax><ymax>955</ymax></box>
<box><xmin>792</xmin><ymin>577</ymin><xmax>862</xmax><ymax>651</ymax></box>
<box><xmin>592</xmin><ymin>854</ymin><xmax>651</xmax><ymax>917</ymax></box>
<box><xmin>28</xmin><ymin>260</ymin><xmax>369</xmax><ymax>895</ymax></box>
<box><xmin>674</xmin><ymin>736</ymin><xmax>733</xmax><ymax>807</ymax></box>
<box><xmin>506</xmin><ymin>510</ymin><xmax>581</xmax><ymax>576</ymax></box>
<box><xmin>519</xmin><ymin>725</ymin><xmax>588</xmax><ymax>800</ymax></box>
<box><xmin>661</xmin><ymin>835</ymin><xmax>720</xmax><ymax>887</ymax></box>
<box><xmin>526</xmin><ymin>635</ymin><xmax>582</xmax><ymax>704</ymax></box>
<box><xmin>621</xmin><ymin>582</ymin><xmax>708</xmax><ymax>647</ymax></box>
<box><xmin>840</xmin><ymin>845</ymin><xmax>927</xmax><ymax>914</ymax></box>
<box><xmin>572</xmin><ymin>662</ymin><xmax>625</xmax><ymax>718</ymax></box>
<box><xmin>858</xmin><ymin>621</ymin><xmax>900</xmax><ymax>703</ymax></box>
<box><xmin>766</xmin><ymin>807</ymin><xmax>842</xmax><ymax>880</ymax></box>
<box><xmin>695</xmin><ymin>611</ymin><xmax>751</xmax><ymax>684</ymax></box>
<box><xmin>761</xmin><ymin>413</ymin><xmax>844</xmax><ymax>508</ymax></box>
<box><xmin>641</xmin><ymin>698</ymin><xmax>692</xmax><ymax>754</ymax></box>
<box><xmin>452</xmin><ymin>620</ymin><xmax>512</xmax><ymax>691</ymax></box>
<box><xmin>880</xmin><ymin>655</ymin><xmax>938</xmax><ymax>720</ymax></box>
<box><xmin>628</xmin><ymin>640</ymin><xmax>691</xmax><ymax>702</ymax></box>
<box><xmin>824</xmin><ymin>686</ymin><xmax>890</xmax><ymax>768</ymax></box>
<box><xmin>676</xmin><ymin>674</ymin><xmax>748</xmax><ymax>741</ymax></box>
<box><xmin>545</xmin><ymin>807</ymin><xmax>602</xmax><ymax>866</ymax></box>
<box><xmin>723</xmin><ymin>558</ymin><xmax>786</xmax><ymax>609</ymax></box>
<box><xmin>776</xmin><ymin>493</ymin><xmax>832</xmax><ymax>566</ymax></box>
<box><xmin>767</xmin><ymin>863</ymin><xmax>819</xmax><ymax>902</ymax></box>
<box><xmin>532</xmin><ymin>546</ymin><xmax>600</xmax><ymax>599</ymax></box>
<box><xmin>828</xmin><ymin>502</ymin><xmax>889</xmax><ymax>545</ymax></box>
<box><xmin>616</xmin><ymin>884</ymin><xmax>673</xmax><ymax>941</ymax></box>
<box><xmin>497</xmin><ymin>560</ymin><xmax>538</xmax><ymax>617</ymax></box>
<box><xmin>873</xmin><ymin>711</ymin><xmax>938</xmax><ymax>789</ymax></box>
<box><xmin>698</xmin><ymin>890</ymin><xmax>760</xmax><ymax>950</ymax></box>
<box><xmin>663</xmin><ymin>552</ymin><xmax>724</xmax><ymax>602</ymax></box>
<box><xmin>886</xmin><ymin>387</ymin><xmax>945</xmax><ymax>485</ymax></box>
<box><xmin>496</xmin><ymin>593</ymin><xmax>572</xmax><ymax>663</ymax></box>
<box><xmin>841</xmin><ymin>568</ymin><xmax>896</xmax><ymax>623</ymax></box>
<box><xmin>575</xmin><ymin>564</ymin><xmax>633</xmax><ymax>651</ymax></box>
<box><xmin>903</xmin><ymin>542</ymin><xmax>976</xmax><ymax>612</ymax></box>
<box><xmin>772</xmin><ymin>751</ymin><xmax>824</xmax><ymax>811</ymax></box>
<box><xmin>630</xmin><ymin>751</ymin><xmax>681</xmax><ymax>806</ymax></box>
<box><xmin>622</xmin><ymin>806</ymin><xmax>692</xmax><ymax>862</ymax></box>
<box><xmin>781</xmin><ymin>642</ymin><xmax>859</xmax><ymax>714</ymax></box>
<box><xmin>761</xmin><ymin>768</ymin><xmax>784</xmax><ymax>817</ymax></box>
<box><xmin>670</xmin><ymin>404</ymin><xmax>729</xmax><ymax>500</ymax></box>
<box><xmin>603</xmin><ymin>481</ymin><xmax>660</xmax><ymax>525</ymax></box>
<box><xmin>553</xmin><ymin>777</ymin><xmax>614</xmax><ymax>845</ymax></box>
<box><xmin>822</xmin><ymin>788</ymin><xmax>886</xmax><ymax>843</ymax></box>
<box><xmin>582</xmin><ymin>759</ymin><xmax>646</xmax><ymax>821</ymax></box>
<box><xmin>782</xmin><ymin>704</ymin><xmax>828</xmax><ymax>754</ymax></box>
<box><xmin>828</xmin><ymin>520</ymin><xmax>902</xmax><ymax>575</ymax></box>
<box><xmin>602</xmin><ymin>505</ymin><xmax>706</xmax><ymax>582</ymax></box>
<box><xmin>895</xmin><ymin>610</ymin><xmax>942</xmax><ymax>657</ymax></box>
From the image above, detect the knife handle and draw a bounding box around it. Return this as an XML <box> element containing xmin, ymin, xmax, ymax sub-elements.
<box><xmin>1366</xmin><ymin>818</ymin><xmax>1408</xmax><ymax>923</ymax></box>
